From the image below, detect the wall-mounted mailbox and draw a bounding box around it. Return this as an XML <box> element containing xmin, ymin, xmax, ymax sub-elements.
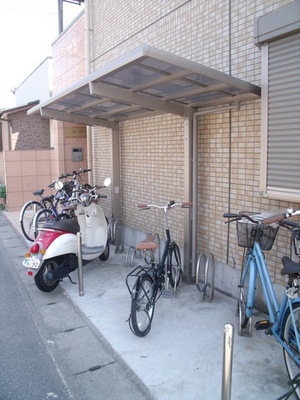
<box><xmin>72</xmin><ymin>147</ymin><xmax>83</xmax><ymax>161</ymax></box>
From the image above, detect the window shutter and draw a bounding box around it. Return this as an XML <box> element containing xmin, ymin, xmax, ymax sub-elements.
<box><xmin>267</xmin><ymin>33</ymin><xmax>300</xmax><ymax>193</ymax></box>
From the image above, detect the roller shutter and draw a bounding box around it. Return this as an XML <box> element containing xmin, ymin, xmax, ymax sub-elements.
<box><xmin>267</xmin><ymin>32</ymin><xmax>300</xmax><ymax>194</ymax></box>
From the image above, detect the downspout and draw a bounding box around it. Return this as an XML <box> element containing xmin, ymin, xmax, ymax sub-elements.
<box><xmin>84</xmin><ymin>0</ymin><xmax>93</xmax><ymax>183</ymax></box>
<box><xmin>192</xmin><ymin>111</ymin><xmax>198</xmax><ymax>278</ymax></box>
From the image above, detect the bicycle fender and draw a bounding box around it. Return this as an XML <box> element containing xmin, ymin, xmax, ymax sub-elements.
<box><xmin>130</xmin><ymin>277</ymin><xmax>141</xmax><ymax>300</ymax></box>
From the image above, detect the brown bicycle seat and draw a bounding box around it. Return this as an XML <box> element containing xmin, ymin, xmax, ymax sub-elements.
<box><xmin>135</xmin><ymin>234</ymin><xmax>159</xmax><ymax>250</ymax></box>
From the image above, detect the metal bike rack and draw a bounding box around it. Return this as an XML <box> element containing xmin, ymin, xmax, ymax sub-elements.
<box><xmin>222</xmin><ymin>323</ymin><xmax>234</xmax><ymax>400</ymax></box>
<box><xmin>77</xmin><ymin>232</ymin><xmax>84</xmax><ymax>296</ymax></box>
<box><xmin>111</xmin><ymin>218</ymin><xmax>124</xmax><ymax>253</ymax></box>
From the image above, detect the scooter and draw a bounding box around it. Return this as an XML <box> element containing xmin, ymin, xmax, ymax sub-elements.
<box><xmin>23</xmin><ymin>178</ymin><xmax>111</xmax><ymax>292</ymax></box>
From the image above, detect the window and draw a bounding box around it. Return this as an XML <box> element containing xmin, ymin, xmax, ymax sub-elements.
<box><xmin>255</xmin><ymin>2</ymin><xmax>300</xmax><ymax>201</ymax></box>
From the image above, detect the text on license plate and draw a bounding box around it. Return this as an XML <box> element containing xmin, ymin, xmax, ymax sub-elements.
<box><xmin>23</xmin><ymin>258</ymin><xmax>40</xmax><ymax>269</ymax></box>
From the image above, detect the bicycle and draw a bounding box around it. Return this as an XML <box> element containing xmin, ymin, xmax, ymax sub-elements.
<box><xmin>126</xmin><ymin>200</ymin><xmax>192</xmax><ymax>337</ymax></box>
<box><xmin>19</xmin><ymin>177</ymin><xmax>72</xmax><ymax>242</ymax></box>
<box><xmin>32</xmin><ymin>168</ymin><xmax>93</xmax><ymax>238</ymax></box>
<box><xmin>223</xmin><ymin>208</ymin><xmax>300</xmax><ymax>397</ymax></box>
<box><xmin>195</xmin><ymin>252</ymin><xmax>215</xmax><ymax>302</ymax></box>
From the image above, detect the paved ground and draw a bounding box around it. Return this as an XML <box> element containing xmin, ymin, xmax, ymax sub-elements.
<box><xmin>0</xmin><ymin>211</ymin><xmax>155</xmax><ymax>400</ymax></box>
<box><xmin>3</xmin><ymin>211</ymin><xmax>298</xmax><ymax>400</ymax></box>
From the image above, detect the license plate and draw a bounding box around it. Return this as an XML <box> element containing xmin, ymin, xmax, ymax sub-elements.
<box><xmin>23</xmin><ymin>257</ymin><xmax>40</xmax><ymax>269</ymax></box>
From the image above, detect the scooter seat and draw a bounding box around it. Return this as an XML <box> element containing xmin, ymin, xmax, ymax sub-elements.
<box><xmin>43</xmin><ymin>218</ymin><xmax>80</xmax><ymax>234</ymax></box>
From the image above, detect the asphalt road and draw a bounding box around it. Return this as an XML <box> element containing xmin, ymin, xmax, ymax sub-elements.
<box><xmin>0</xmin><ymin>212</ymin><xmax>155</xmax><ymax>400</ymax></box>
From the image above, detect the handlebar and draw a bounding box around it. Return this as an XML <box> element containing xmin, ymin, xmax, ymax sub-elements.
<box><xmin>138</xmin><ymin>201</ymin><xmax>192</xmax><ymax>212</ymax></box>
<box><xmin>58</xmin><ymin>168</ymin><xmax>92</xmax><ymax>180</ymax></box>
<box><xmin>223</xmin><ymin>208</ymin><xmax>300</xmax><ymax>225</ymax></box>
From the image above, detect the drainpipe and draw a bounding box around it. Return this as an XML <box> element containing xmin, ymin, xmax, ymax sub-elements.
<box><xmin>84</xmin><ymin>0</ymin><xmax>93</xmax><ymax>183</ymax></box>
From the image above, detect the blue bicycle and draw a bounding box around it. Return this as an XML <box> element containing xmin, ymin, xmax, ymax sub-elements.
<box><xmin>224</xmin><ymin>208</ymin><xmax>300</xmax><ymax>398</ymax></box>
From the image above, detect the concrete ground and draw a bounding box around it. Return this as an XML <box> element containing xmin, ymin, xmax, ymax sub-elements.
<box><xmin>4</xmin><ymin>211</ymin><xmax>298</xmax><ymax>400</ymax></box>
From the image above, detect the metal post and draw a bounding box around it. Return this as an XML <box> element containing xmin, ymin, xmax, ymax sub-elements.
<box><xmin>77</xmin><ymin>232</ymin><xmax>84</xmax><ymax>296</ymax></box>
<box><xmin>222</xmin><ymin>323</ymin><xmax>234</xmax><ymax>400</ymax></box>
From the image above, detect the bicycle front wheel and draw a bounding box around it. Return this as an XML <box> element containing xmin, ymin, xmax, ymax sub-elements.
<box><xmin>282</xmin><ymin>303</ymin><xmax>300</xmax><ymax>398</ymax></box>
<box><xmin>130</xmin><ymin>274</ymin><xmax>155</xmax><ymax>337</ymax></box>
<box><xmin>20</xmin><ymin>201</ymin><xmax>43</xmax><ymax>241</ymax></box>
<box><xmin>34</xmin><ymin>209</ymin><xmax>55</xmax><ymax>237</ymax></box>
<box><xmin>167</xmin><ymin>243</ymin><xmax>181</xmax><ymax>290</ymax></box>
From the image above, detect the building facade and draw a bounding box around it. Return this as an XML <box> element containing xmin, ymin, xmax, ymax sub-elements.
<box><xmin>29</xmin><ymin>0</ymin><xmax>300</xmax><ymax>301</ymax></box>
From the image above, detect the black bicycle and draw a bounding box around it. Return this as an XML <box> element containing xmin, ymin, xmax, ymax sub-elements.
<box><xmin>126</xmin><ymin>201</ymin><xmax>191</xmax><ymax>337</ymax></box>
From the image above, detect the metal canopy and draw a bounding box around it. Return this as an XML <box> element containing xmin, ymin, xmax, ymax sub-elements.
<box><xmin>28</xmin><ymin>45</ymin><xmax>261</xmax><ymax>127</ymax></box>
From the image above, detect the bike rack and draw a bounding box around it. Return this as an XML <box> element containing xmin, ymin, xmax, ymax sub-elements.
<box><xmin>110</xmin><ymin>218</ymin><xmax>124</xmax><ymax>253</ymax></box>
<box><xmin>125</xmin><ymin>265</ymin><xmax>153</xmax><ymax>297</ymax></box>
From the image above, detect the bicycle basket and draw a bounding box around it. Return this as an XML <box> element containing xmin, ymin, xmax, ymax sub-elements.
<box><xmin>236</xmin><ymin>213</ymin><xmax>280</xmax><ymax>251</ymax></box>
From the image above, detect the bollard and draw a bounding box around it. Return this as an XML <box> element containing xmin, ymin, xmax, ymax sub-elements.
<box><xmin>222</xmin><ymin>323</ymin><xmax>234</xmax><ymax>400</ymax></box>
<box><xmin>77</xmin><ymin>232</ymin><xmax>84</xmax><ymax>296</ymax></box>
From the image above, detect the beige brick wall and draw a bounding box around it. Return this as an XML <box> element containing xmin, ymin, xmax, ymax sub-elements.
<box><xmin>91</xmin><ymin>126</ymin><xmax>113</xmax><ymax>218</ymax></box>
<box><xmin>88</xmin><ymin>0</ymin><xmax>297</xmax><ymax>287</ymax></box>
<box><xmin>120</xmin><ymin>115</ymin><xmax>185</xmax><ymax>246</ymax></box>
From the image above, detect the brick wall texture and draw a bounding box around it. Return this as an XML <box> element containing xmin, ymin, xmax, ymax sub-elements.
<box><xmin>88</xmin><ymin>0</ymin><xmax>296</xmax><ymax>286</ymax></box>
<box><xmin>11</xmin><ymin>110</ymin><xmax>50</xmax><ymax>150</ymax></box>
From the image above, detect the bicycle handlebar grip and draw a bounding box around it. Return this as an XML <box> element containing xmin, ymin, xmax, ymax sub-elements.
<box><xmin>223</xmin><ymin>213</ymin><xmax>239</xmax><ymax>218</ymax></box>
<box><xmin>262</xmin><ymin>213</ymin><xmax>286</xmax><ymax>225</ymax></box>
<box><xmin>138</xmin><ymin>204</ymin><xmax>150</xmax><ymax>210</ymax></box>
<box><xmin>181</xmin><ymin>202</ymin><xmax>192</xmax><ymax>208</ymax></box>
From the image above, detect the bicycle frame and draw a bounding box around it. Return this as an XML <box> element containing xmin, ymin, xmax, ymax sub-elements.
<box><xmin>243</xmin><ymin>242</ymin><xmax>300</xmax><ymax>365</ymax></box>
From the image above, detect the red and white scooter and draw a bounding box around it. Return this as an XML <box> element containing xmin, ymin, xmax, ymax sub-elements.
<box><xmin>23</xmin><ymin>178</ymin><xmax>111</xmax><ymax>292</ymax></box>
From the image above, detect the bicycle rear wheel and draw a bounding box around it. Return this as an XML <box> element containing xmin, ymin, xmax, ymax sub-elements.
<box><xmin>130</xmin><ymin>274</ymin><xmax>155</xmax><ymax>337</ymax></box>
<box><xmin>167</xmin><ymin>243</ymin><xmax>181</xmax><ymax>290</ymax></box>
<box><xmin>282</xmin><ymin>303</ymin><xmax>300</xmax><ymax>398</ymax></box>
<box><xmin>20</xmin><ymin>201</ymin><xmax>43</xmax><ymax>241</ymax></box>
<box><xmin>34</xmin><ymin>209</ymin><xmax>55</xmax><ymax>237</ymax></box>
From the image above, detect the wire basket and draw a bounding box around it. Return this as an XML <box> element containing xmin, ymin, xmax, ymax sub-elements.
<box><xmin>236</xmin><ymin>217</ymin><xmax>279</xmax><ymax>251</ymax></box>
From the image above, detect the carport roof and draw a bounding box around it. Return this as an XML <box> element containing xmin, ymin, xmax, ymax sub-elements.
<box><xmin>28</xmin><ymin>45</ymin><xmax>261</xmax><ymax>127</ymax></box>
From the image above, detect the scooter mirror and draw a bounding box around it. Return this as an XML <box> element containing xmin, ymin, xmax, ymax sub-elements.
<box><xmin>104</xmin><ymin>177</ymin><xmax>111</xmax><ymax>187</ymax></box>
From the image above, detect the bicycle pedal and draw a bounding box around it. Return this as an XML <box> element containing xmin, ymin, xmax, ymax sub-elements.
<box><xmin>255</xmin><ymin>320</ymin><xmax>272</xmax><ymax>330</ymax></box>
<box><xmin>162</xmin><ymin>289</ymin><xmax>174</xmax><ymax>298</ymax></box>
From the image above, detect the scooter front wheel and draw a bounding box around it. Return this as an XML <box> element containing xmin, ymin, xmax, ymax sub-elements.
<box><xmin>34</xmin><ymin>257</ymin><xmax>63</xmax><ymax>292</ymax></box>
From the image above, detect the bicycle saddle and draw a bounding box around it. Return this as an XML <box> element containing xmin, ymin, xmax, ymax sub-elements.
<box><xmin>135</xmin><ymin>234</ymin><xmax>159</xmax><ymax>250</ymax></box>
<box><xmin>281</xmin><ymin>256</ymin><xmax>300</xmax><ymax>276</ymax></box>
<box><xmin>33</xmin><ymin>189</ymin><xmax>44</xmax><ymax>196</ymax></box>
